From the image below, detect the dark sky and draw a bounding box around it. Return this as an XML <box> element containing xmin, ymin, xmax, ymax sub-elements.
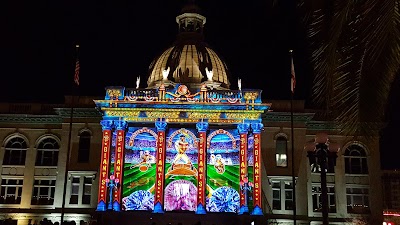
<box><xmin>2</xmin><ymin>0</ymin><xmax>306</xmax><ymax>102</ymax></box>
<box><xmin>2</xmin><ymin>0</ymin><xmax>398</xmax><ymax>169</ymax></box>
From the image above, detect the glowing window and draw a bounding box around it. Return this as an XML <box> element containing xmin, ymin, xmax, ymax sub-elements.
<box><xmin>276</xmin><ymin>137</ymin><xmax>288</xmax><ymax>167</ymax></box>
<box><xmin>346</xmin><ymin>187</ymin><xmax>370</xmax><ymax>213</ymax></box>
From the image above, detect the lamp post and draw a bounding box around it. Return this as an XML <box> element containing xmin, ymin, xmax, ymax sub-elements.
<box><xmin>305</xmin><ymin>133</ymin><xmax>340</xmax><ymax>225</ymax></box>
<box><xmin>106</xmin><ymin>174</ymin><xmax>119</xmax><ymax>211</ymax></box>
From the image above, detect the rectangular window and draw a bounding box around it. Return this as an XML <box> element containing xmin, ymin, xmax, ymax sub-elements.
<box><xmin>82</xmin><ymin>176</ymin><xmax>93</xmax><ymax>204</ymax></box>
<box><xmin>276</xmin><ymin>138</ymin><xmax>288</xmax><ymax>167</ymax></box>
<box><xmin>284</xmin><ymin>181</ymin><xmax>293</xmax><ymax>210</ymax></box>
<box><xmin>271</xmin><ymin>179</ymin><xmax>293</xmax><ymax>211</ymax></box>
<box><xmin>78</xmin><ymin>135</ymin><xmax>91</xmax><ymax>163</ymax></box>
<box><xmin>272</xmin><ymin>181</ymin><xmax>281</xmax><ymax>210</ymax></box>
<box><xmin>312</xmin><ymin>185</ymin><xmax>336</xmax><ymax>213</ymax></box>
<box><xmin>31</xmin><ymin>179</ymin><xmax>56</xmax><ymax>205</ymax></box>
<box><xmin>346</xmin><ymin>187</ymin><xmax>370</xmax><ymax>213</ymax></box>
<box><xmin>0</xmin><ymin>179</ymin><xmax>23</xmax><ymax>204</ymax></box>
<box><xmin>69</xmin><ymin>177</ymin><xmax>80</xmax><ymax>204</ymax></box>
<box><xmin>68</xmin><ymin>174</ymin><xmax>94</xmax><ymax>205</ymax></box>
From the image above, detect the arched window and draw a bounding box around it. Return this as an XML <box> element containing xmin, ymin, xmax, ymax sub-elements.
<box><xmin>36</xmin><ymin>138</ymin><xmax>59</xmax><ymax>166</ymax></box>
<box><xmin>78</xmin><ymin>131</ymin><xmax>91</xmax><ymax>163</ymax></box>
<box><xmin>344</xmin><ymin>144</ymin><xmax>368</xmax><ymax>174</ymax></box>
<box><xmin>276</xmin><ymin>136</ymin><xmax>288</xmax><ymax>167</ymax></box>
<box><xmin>3</xmin><ymin>137</ymin><xmax>27</xmax><ymax>165</ymax></box>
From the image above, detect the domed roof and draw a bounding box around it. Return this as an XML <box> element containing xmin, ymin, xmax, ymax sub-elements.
<box><xmin>147</xmin><ymin>2</ymin><xmax>231</xmax><ymax>90</ymax></box>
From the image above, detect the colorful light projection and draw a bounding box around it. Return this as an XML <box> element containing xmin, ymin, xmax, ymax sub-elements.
<box><xmin>206</xmin><ymin>129</ymin><xmax>240</xmax><ymax>213</ymax></box>
<box><xmin>247</xmin><ymin>134</ymin><xmax>254</xmax><ymax>212</ymax></box>
<box><xmin>121</xmin><ymin>127</ymin><xmax>157</xmax><ymax>211</ymax></box>
<box><xmin>96</xmin><ymin>120</ymin><xmax>113</xmax><ymax>211</ymax></box>
<box><xmin>164</xmin><ymin>128</ymin><xmax>198</xmax><ymax>212</ymax></box>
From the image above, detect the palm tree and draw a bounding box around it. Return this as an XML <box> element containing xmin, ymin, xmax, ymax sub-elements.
<box><xmin>295</xmin><ymin>0</ymin><xmax>400</xmax><ymax>137</ymax></box>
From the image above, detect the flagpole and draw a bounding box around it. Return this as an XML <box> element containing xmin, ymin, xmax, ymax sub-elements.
<box><xmin>289</xmin><ymin>49</ymin><xmax>297</xmax><ymax>225</ymax></box>
<box><xmin>60</xmin><ymin>44</ymin><xmax>80</xmax><ymax>224</ymax></box>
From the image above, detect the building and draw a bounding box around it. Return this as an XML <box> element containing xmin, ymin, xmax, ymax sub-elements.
<box><xmin>383</xmin><ymin>170</ymin><xmax>400</xmax><ymax>225</ymax></box>
<box><xmin>0</xmin><ymin>2</ymin><xmax>383</xmax><ymax>225</ymax></box>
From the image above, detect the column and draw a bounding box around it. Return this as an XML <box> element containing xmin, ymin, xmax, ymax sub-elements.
<box><xmin>113</xmin><ymin>120</ymin><xmax>127</xmax><ymax>211</ymax></box>
<box><xmin>196</xmin><ymin>120</ymin><xmax>208</xmax><ymax>214</ymax></box>
<box><xmin>251</xmin><ymin>122</ymin><xmax>263</xmax><ymax>215</ymax></box>
<box><xmin>237</xmin><ymin>122</ymin><xmax>250</xmax><ymax>214</ymax></box>
<box><xmin>153</xmin><ymin>118</ymin><xmax>167</xmax><ymax>213</ymax></box>
<box><xmin>96</xmin><ymin>120</ymin><xmax>113</xmax><ymax>211</ymax></box>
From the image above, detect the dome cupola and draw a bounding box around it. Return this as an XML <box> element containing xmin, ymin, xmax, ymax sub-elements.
<box><xmin>147</xmin><ymin>1</ymin><xmax>231</xmax><ymax>90</ymax></box>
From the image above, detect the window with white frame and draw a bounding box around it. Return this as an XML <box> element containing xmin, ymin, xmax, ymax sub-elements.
<box><xmin>275</xmin><ymin>136</ymin><xmax>288</xmax><ymax>167</ymax></box>
<box><xmin>31</xmin><ymin>179</ymin><xmax>56</xmax><ymax>205</ymax></box>
<box><xmin>346</xmin><ymin>187</ymin><xmax>370</xmax><ymax>213</ymax></box>
<box><xmin>271</xmin><ymin>179</ymin><xmax>293</xmax><ymax>211</ymax></box>
<box><xmin>312</xmin><ymin>185</ymin><xmax>336</xmax><ymax>213</ymax></box>
<box><xmin>36</xmin><ymin>137</ymin><xmax>59</xmax><ymax>166</ymax></box>
<box><xmin>69</xmin><ymin>177</ymin><xmax>80</xmax><ymax>204</ymax></box>
<box><xmin>344</xmin><ymin>144</ymin><xmax>368</xmax><ymax>174</ymax></box>
<box><xmin>82</xmin><ymin>176</ymin><xmax>93</xmax><ymax>204</ymax></box>
<box><xmin>272</xmin><ymin>181</ymin><xmax>281</xmax><ymax>210</ymax></box>
<box><xmin>69</xmin><ymin>174</ymin><xmax>94</xmax><ymax>205</ymax></box>
<box><xmin>0</xmin><ymin>179</ymin><xmax>23</xmax><ymax>204</ymax></box>
<box><xmin>3</xmin><ymin>137</ymin><xmax>27</xmax><ymax>165</ymax></box>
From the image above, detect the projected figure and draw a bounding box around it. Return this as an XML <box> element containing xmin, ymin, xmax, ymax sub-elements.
<box><xmin>131</xmin><ymin>150</ymin><xmax>155</xmax><ymax>172</ymax></box>
<box><xmin>214</xmin><ymin>154</ymin><xmax>225</xmax><ymax>174</ymax></box>
<box><xmin>171</xmin><ymin>135</ymin><xmax>192</xmax><ymax>169</ymax></box>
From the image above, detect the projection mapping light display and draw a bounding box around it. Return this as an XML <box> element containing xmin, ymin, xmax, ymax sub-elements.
<box><xmin>247</xmin><ymin>134</ymin><xmax>255</xmax><ymax>212</ymax></box>
<box><xmin>206</xmin><ymin>129</ymin><xmax>241</xmax><ymax>213</ymax></box>
<box><xmin>164</xmin><ymin>128</ymin><xmax>199</xmax><ymax>212</ymax></box>
<box><xmin>121</xmin><ymin>127</ymin><xmax>157</xmax><ymax>211</ymax></box>
<box><xmin>114</xmin><ymin>127</ymin><xmax>247</xmax><ymax>213</ymax></box>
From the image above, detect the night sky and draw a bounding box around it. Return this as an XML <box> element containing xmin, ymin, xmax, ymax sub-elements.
<box><xmin>2</xmin><ymin>0</ymin><xmax>399</xmax><ymax>169</ymax></box>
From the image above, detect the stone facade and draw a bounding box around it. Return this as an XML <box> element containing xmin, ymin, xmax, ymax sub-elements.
<box><xmin>0</xmin><ymin>98</ymin><xmax>383</xmax><ymax>225</ymax></box>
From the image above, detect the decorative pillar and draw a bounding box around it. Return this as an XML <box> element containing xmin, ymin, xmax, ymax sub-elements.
<box><xmin>196</xmin><ymin>120</ymin><xmax>208</xmax><ymax>214</ymax></box>
<box><xmin>153</xmin><ymin>118</ymin><xmax>167</xmax><ymax>213</ymax></box>
<box><xmin>200</xmin><ymin>84</ymin><xmax>208</xmax><ymax>102</ymax></box>
<box><xmin>237</xmin><ymin>122</ymin><xmax>250</xmax><ymax>214</ymax></box>
<box><xmin>97</xmin><ymin>120</ymin><xmax>113</xmax><ymax>211</ymax></box>
<box><xmin>112</xmin><ymin>120</ymin><xmax>127</xmax><ymax>211</ymax></box>
<box><xmin>251</xmin><ymin>122</ymin><xmax>263</xmax><ymax>215</ymax></box>
<box><xmin>158</xmin><ymin>84</ymin><xmax>166</xmax><ymax>101</ymax></box>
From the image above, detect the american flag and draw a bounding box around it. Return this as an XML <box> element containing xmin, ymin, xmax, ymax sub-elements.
<box><xmin>74</xmin><ymin>59</ymin><xmax>80</xmax><ymax>86</ymax></box>
<box><xmin>290</xmin><ymin>56</ymin><xmax>296</xmax><ymax>94</ymax></box>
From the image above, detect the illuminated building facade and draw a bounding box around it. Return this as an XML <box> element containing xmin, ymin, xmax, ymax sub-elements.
<box><xmin>0</xmin><ymin>2</ymin><xmax>383</xmax><ymax>225</ymax></box>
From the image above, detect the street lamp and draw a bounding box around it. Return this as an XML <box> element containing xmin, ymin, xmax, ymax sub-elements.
<box><xmin>106</xmin><ymin>174</ymin><xmax>119</xmax><ymax>211</ymax></box>
<box><xmin>305</xmin><ymin>133</ymin><xmax>340</xmax><ymax>225</ymax></box>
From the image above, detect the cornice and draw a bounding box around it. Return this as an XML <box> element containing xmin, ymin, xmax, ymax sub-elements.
<box><xmin>54</xmin><ymin>108</ymin><xmax>102</xmax><ymax>118</ymax></box>
<box><xmin>0</xmin><ymin>115</ymin><xmax>62</xmax><ymax>124</ymax></box>
<box><xmin>306</xmin><ymin>121</ymin><xmax>340</xmax><ymax>131</ymax></box>
<box><xmin>262</xmin><ymin>112</ymin><xmax>315</xmax><ymax>123</ymax></box>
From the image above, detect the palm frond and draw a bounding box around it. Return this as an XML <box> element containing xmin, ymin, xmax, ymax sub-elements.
<box><xmin>302</xmin><ymin>0</ymin><xmax>400</xmax><ymax>138</ymax></box>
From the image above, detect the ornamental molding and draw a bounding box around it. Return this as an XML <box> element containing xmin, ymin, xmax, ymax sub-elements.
<box><xmin>262</xmin><ymin>112</ymin><xmax>315</xmax><ymax>123</ymax></box>
<box><xmin>54</xmin><ymin>108</ymin><xmax>102</xmax><ymax>118</ymax></box>
<box><xmin>306</xmin><ymin>121</ymin><xmax>340</xmax><ymax>131</ymax></box>
<box><xmin>0</xmin><ymin>115</ymin><xmax>62</xmax><ymax>124</ymax></box>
